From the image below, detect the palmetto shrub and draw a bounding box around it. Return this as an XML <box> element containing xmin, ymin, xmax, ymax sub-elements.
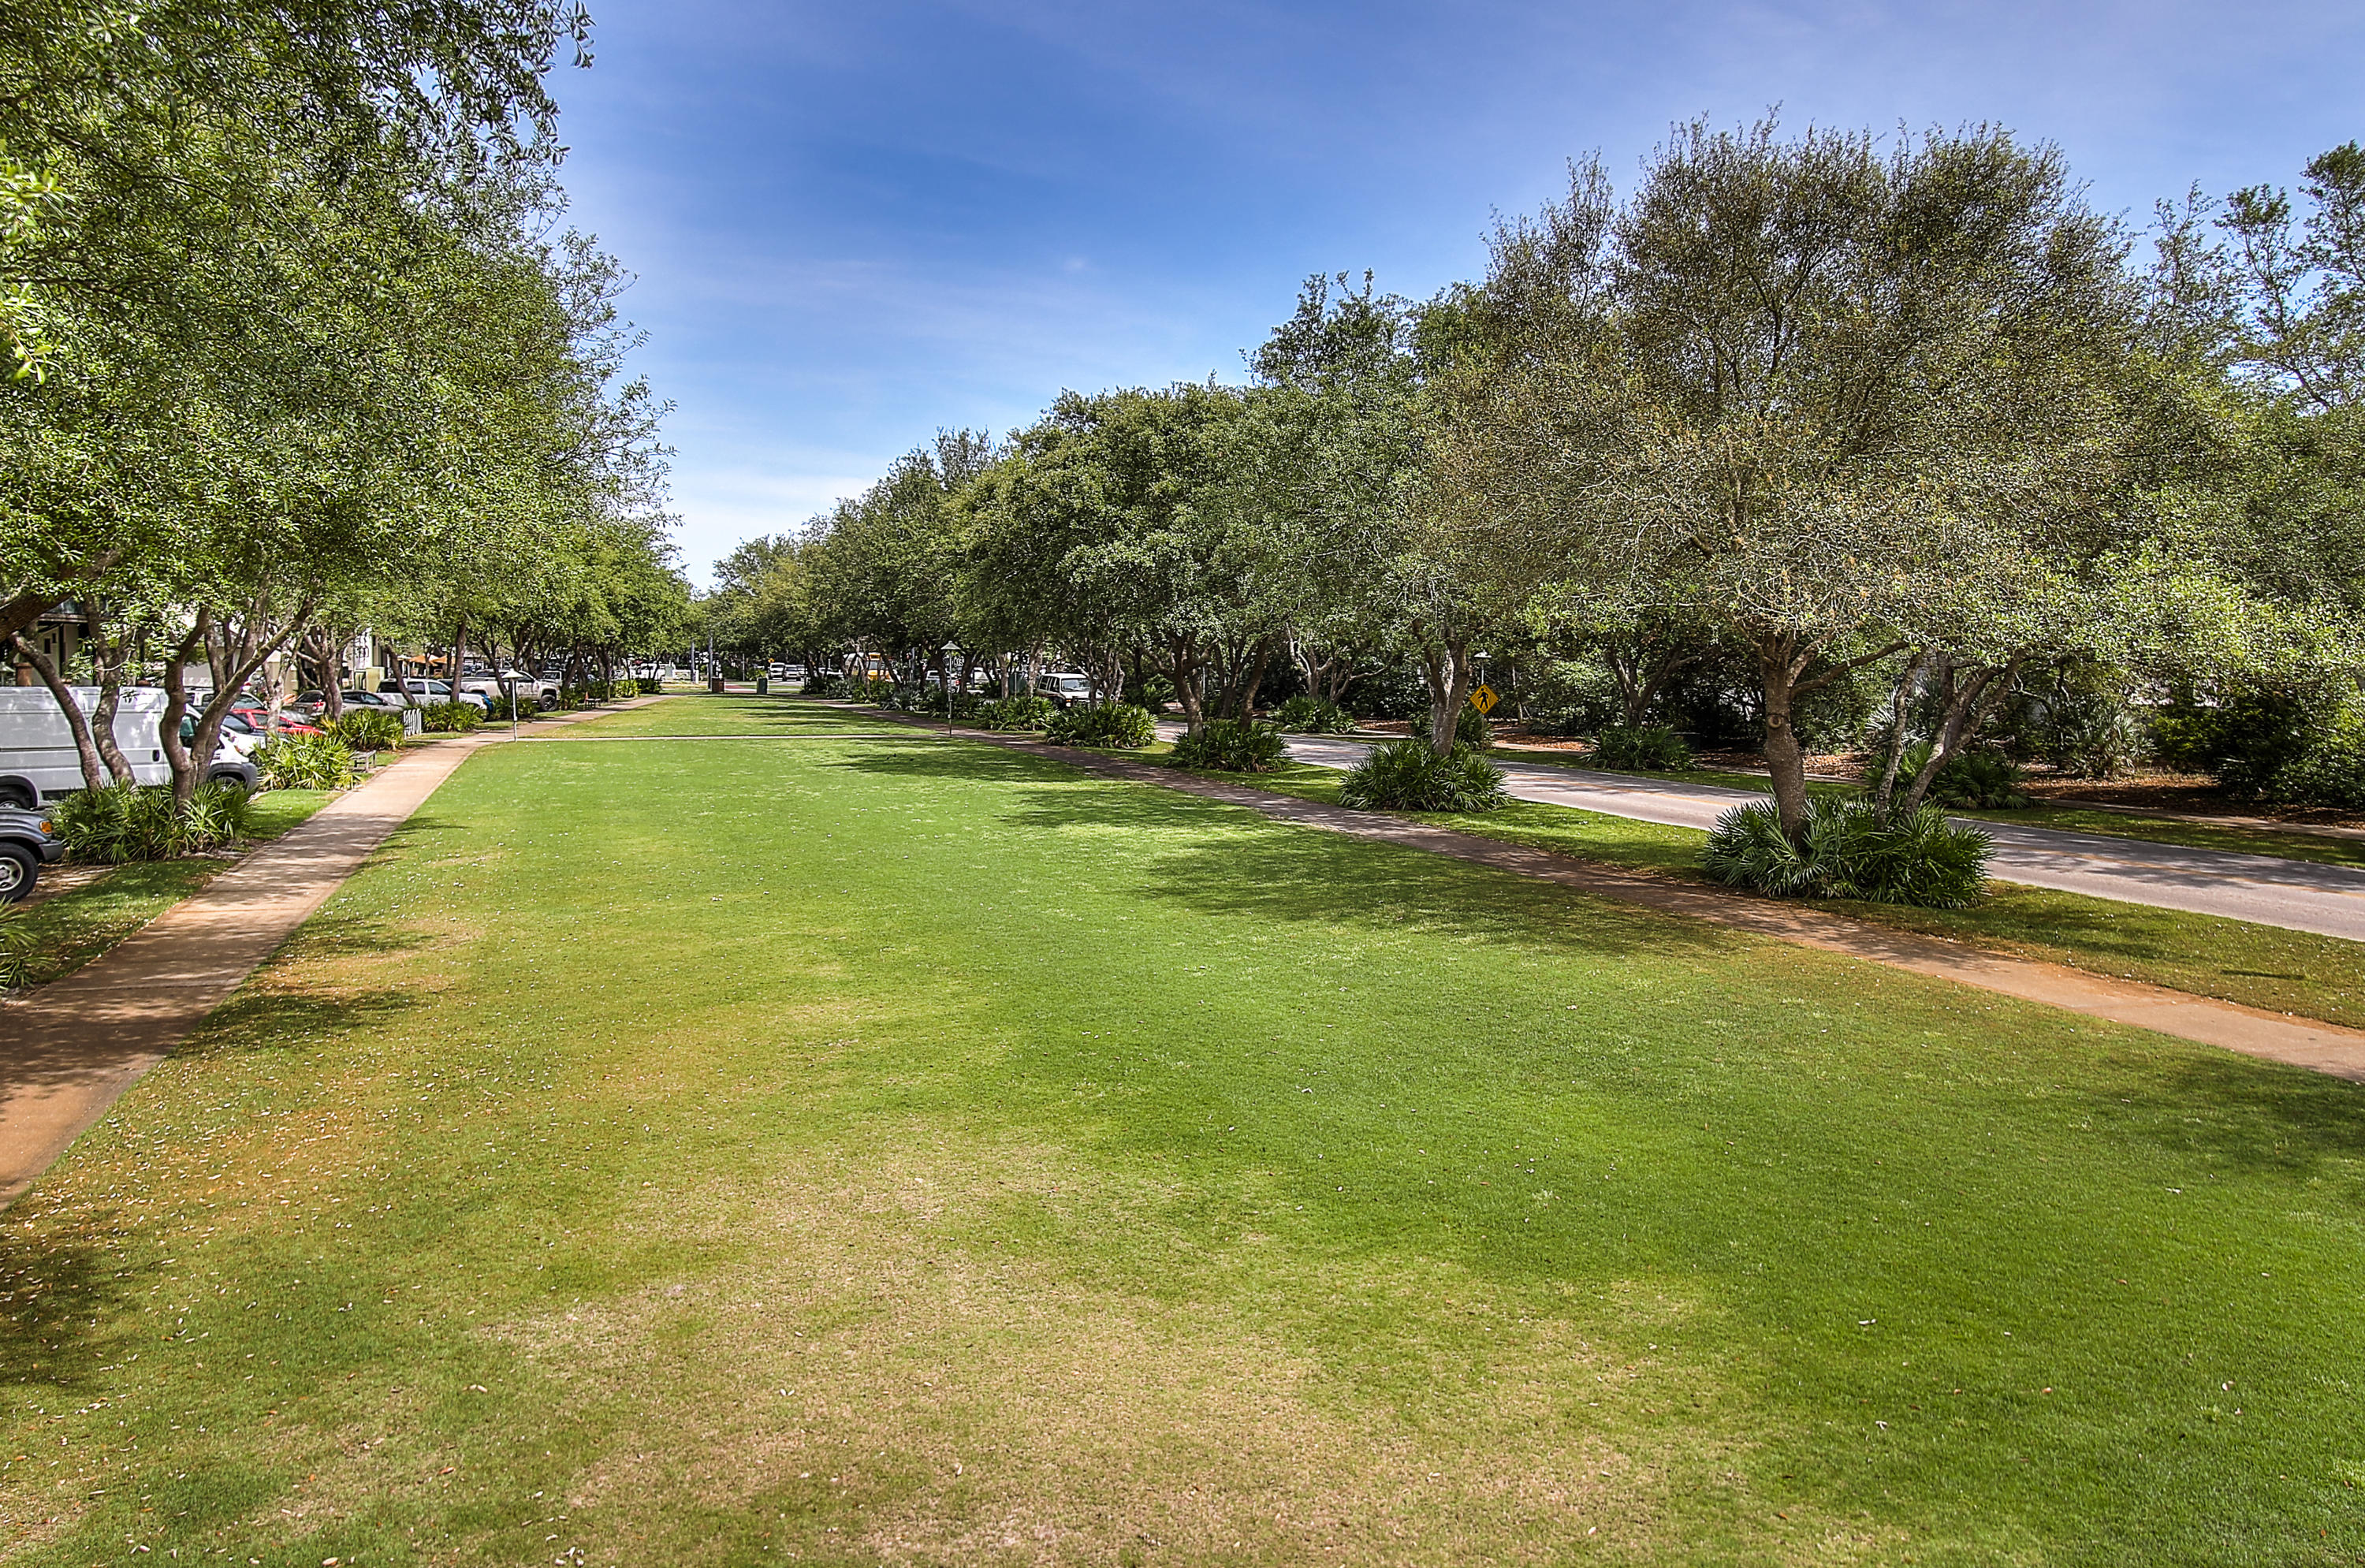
<box><xmin>1170</xmin><ymin>718</ymin><xmax>1285</xmax><ymax>771</ymax></box>
<box><xmin>1704</xmin><ymin>798</ymin><xmax>1990</xmax><ymax>908</ymax></box>
<box><xmin>1864</xmin><ymin>743</ymin><xmax>2029</xmax><ymax>809</ymax></box>
<box><xmin>179</xmin><ymin>779</ymin><xmax>254</xmax><ymax>848</ymax></box>
<box><xmin>56</xmin><ymin>780</ymin><xmax>253</xmax><ymax>863</ymax></box>
<box><xmin>981</xmin><ymin>695</ymin><xmax>1056</xmax><ymax>732</ymax></box>
<box><xmin>1275</xmin><ymin>695</ymin><xmax>1355</xmax><ymax>733</ymax></box>
<box><xmin>419</xmin><ymin>700</ymin><xmax>483</xmax><ymax>733</ymax></box>
<box><xmin>1592</xmin><ymin>724</ymin><xmax>1693</xmax><ymax>771</ymax></box>
<box><xmin>326</xmin><ymin>710</ymin><xmax>404</xmax><ymax>751</ymax></box>
<box><xmin>1045</xmin><ymin>703</ymin><xmax>1157</xmax><ymax>749</ymax></box>
<box><xmin>1339</xmin><ymin>740</ymin><xmax>1508</xmax><ymax>811</ymax></box>
<box><xmin>254</xmin><ymin>733</ymin><xmax>356</xmax><ymax>791</ymax></box>
<box><xmin>0</xmin><ymin>903</ymin><xmax>32</xmax><ymax>990</ymax></box>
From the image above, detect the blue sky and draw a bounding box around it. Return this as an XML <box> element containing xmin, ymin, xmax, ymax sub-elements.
<box><xmin>548</xmin><ymin>0</ymin><xmax>2365</xmax><ymax>584</ymax></box>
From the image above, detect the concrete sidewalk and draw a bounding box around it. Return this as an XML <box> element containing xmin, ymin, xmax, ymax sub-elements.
<box><xmin>0</xmin><ymin>698</ymin><xmax>665</xmax><ymax>1208</ymax></box>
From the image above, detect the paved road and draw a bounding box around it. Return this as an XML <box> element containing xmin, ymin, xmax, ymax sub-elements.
<box><xmin>1244</xmin><ymin>730</ymin><xmax>2365</xmax><ymax>942</ymax></box>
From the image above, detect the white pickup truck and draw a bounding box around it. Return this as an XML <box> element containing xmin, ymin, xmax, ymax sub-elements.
<box><xmin>456</xmin><ymin>669</ymin><xmax>559</xmax><ymax>708</ymax></box>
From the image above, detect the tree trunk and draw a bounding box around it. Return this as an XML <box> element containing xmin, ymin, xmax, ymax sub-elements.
<box><xmin>301</xmin><ymin>626</ymin><xmax>345</xmax><ymax>719</ymax></box>
<box><xmin>1894</xmin><ymin>655</ymin><xmax>2022</xmax><ymax>816</ymax></box>
<box><xmin>1167</xmin><ymin>635</ymin><xmax>1206</xmax><ymax>732</ymax></box>
<box><xmin>88</xmin><ymin>611</ymin><xmax>136</xmax><ymax>784</ymax></box>
<box><xmin>0</xmin><ymin>591</ymin><xmax>63</xmax><ymax>646</ymax></box>
<box><xmin>8</xmin><ymin>632</ymin><xmax>107</xmax><ymax>791</ymax></box>
<box><xmin>161</xmin><ymin>619</ymin><xmax>207</xmax><ymax>807</ymax></box>
<box><xmin>1755</xmin><ymin>635</ymin><xmax>1814</xmax><ymax>840</ymax></box>
<box><xmin>1868</xmin><ymin>649</ymin><xmax>1932</xmax><ymax>814</ymax></box>
<box><xmin>1421</xmin><ymin>634</ymin><xmax>1475</xmax><ymax>754</ymax></box>
<box><xmin>1235</xmin><ymin>636</ymin><xmax>1276</xmax><ymax>721</ymax></box>
<box><xmin>176</xmin><ymin>597</ymin><xmax>312</xmax><ymax>804</ymax></box>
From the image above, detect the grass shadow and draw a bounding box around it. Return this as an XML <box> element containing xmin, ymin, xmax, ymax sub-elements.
<box><xmin>179</xmin><ymin>985</ymin><xmax>428</xmax><ymax>1060</ymax></box>
<box><xmin>0</xmin><ymin>1214</ymin><xmax>143</xmax><ymax>1401</ymax></box>
<box><xmin>2078</xmin><ymin>1045</ymin><xmax>2365</xmax><ymax>1179</ymax></box>
<box><xmin>834</xmin><ymin>739</ymin><xmax>1737</xmax><ymax>963</ymax></box>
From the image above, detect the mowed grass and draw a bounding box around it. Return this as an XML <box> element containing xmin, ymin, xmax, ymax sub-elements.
<box><xmin>1237</xmin><ymin>765</ymin><xmax>2365</xmax><ymax>1030</ymax></box>
<box><xmin>3</xmin><ymin>698</ymin><xmax>2363</xmax><ymax>1566</ymax></box>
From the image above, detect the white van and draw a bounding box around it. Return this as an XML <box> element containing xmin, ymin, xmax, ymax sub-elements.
<box><xmin>0</xmin><ymin>687</ymin><xmax>256</xmax><ymax>807</ymax></box>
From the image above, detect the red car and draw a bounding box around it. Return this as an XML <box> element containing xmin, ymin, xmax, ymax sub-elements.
<box><xmin>229</xmin><ymin>705</ymin><xmax>322</xmax><ymax>737</ymax></box>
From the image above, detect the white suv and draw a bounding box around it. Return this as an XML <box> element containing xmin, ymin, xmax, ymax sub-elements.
<box><xmin>1034</xmin><ymin>671</ymin><xmax>1093</xmax><ymax>709</ymax></box>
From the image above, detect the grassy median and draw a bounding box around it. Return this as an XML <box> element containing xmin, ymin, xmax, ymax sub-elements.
<box><xmin>3</xmin><ymin>698</ymin><xmax>2360</xmax><ymax>1566</ymax></box>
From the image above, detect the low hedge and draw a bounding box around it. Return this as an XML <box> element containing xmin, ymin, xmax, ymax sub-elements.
<box><xmin>325</xmin><ymin>710</ymin><xmax>405</xmax><ymax>751</ymax></box>
<box><xmin>1171</xmin><ymin>718</ymin><xmax>1286</xmax><ymax>772</ymax></box>
<box><xmin>1704</xmin><ymin>798</ymin><xmax>1990</xmax><ymax>908</ymax></box>
<box><xmin>981</xmin><ymin>695</ymin><xmax>1056</xmax><ymax>732</ymax></box>
<box><xmin>55</xmin><ymin>780</ymin><xmax>252</xmax><ymax>863</ymax></box>
<box><xmin>1863</xmin><ymin>743</ymin><xmax>2029</xmax><ymax>810</ymax></box>
<box><xmin>0</xmin><ymin>904</ymin><xmax>30</xmax><ymax>989</ymax></box>
<box><xmin>1339</xmin><ymin>740</ymin><xmax>1507</xmax><ymax>810</ymax></box>
<box><xmin>1592</xmin><ymin>724</ymin><xmax>1693</xmax><ymax>771</ymax></box>
<box><xmin>1046</xmin><ymin>703</ymin><xmax>1157</xmax><ymax>749</ymax></box>
<box><xmin>254</xmin><ymin>732</ymin><xmax>356</xmax><ymax>791</ymax></box>
<box><xmin>1275</xmin><ymin>695</ymin><xmax>1355</xmax><ymax>734</ymax></box>
<box><xmin>420</xmin><ymin>700</ymin><xmax>483</xmax><ymax>733</ymax></box>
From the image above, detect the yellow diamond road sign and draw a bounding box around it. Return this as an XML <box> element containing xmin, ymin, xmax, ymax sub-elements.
<box><xmin>1468</xmin><ymin>683</ymin><xmax>1499</xmax><ymax>717</ymax></box>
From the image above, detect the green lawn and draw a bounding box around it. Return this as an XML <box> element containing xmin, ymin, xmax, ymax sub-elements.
<box><xmin>9</xmin><ymin>788</ymin><xmax>335</xmax><ymax>993</ymax></box>
<box><xmin>6</xmin><ymin>697</ymin><xmax>2363</xmax><ymax>1565</ymax></box>
<box><xmin>1216</xmin><ymin>763</ymin><xmax>2365</xmax><ymax>1031</ymax></box>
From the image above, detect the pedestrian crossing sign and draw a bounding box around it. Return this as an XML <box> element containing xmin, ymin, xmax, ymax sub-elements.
<box><xmin>1469</xmin><ymin>683</ymin><xmax>1499</xmax><ymax>716</ymax></box>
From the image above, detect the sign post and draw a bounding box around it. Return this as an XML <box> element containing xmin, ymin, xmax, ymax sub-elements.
<box><xmin>1467</xmin><ymin>683</ymin><xmax>1499</xmax><ymax>717</ymax></box>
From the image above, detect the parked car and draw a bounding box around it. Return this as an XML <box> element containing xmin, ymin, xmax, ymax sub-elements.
<box><xmin>229</xmin><ymin>704</ymin><xmax>320</xmax><ymax>736</ymax></box>
<box><xmin>456</xmin><ymin>669</ymin><xmax>557</xmax><ymax>708</ymax></box>
<box><xmin>0</xmin><ymin>805</ymin><xmax>63</xmax><ymax>902</ymax></box>
<box><xmin>321</xmin><ymin>690</ymin><xmax>406</xmax><ymax>715</ymax></box>
<box><xmin>378</xmin><ymin>678</ymin><xmax>490</xmax><ymax>713</ymax></box>
<box><xmin>1034</xmin><ymin>671</ymin><xmax>1094</xmax><ymax>709</ymax></box>
<box><xmin>0</xmin><ymin>687</ymin><xmax>256</xmax><ymax>806</ymax></box>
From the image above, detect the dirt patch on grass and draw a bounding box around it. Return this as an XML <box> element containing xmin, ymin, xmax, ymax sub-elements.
<box><xmin>472</xmin><ymin>1135</ymin><xmax>1865</xmax><ymax>1566</ymax></box>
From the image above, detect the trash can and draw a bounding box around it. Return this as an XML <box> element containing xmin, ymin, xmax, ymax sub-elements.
<box><xmin>708</xmin><ymin>674</ymin><xmax>724</xmax><ymax>693</ymax></box>
<box><xmin>755</xmin><ymin>676</ymin><xmax>769</xmax><ymax>695</ymax></box>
